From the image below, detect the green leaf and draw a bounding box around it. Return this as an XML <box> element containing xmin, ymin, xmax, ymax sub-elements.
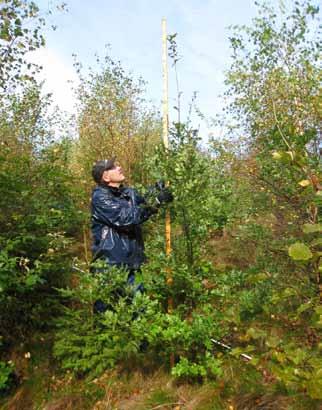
<box><xmin>273</xmin><ymin>351</ymin><xmax>286</xmax><ymax>363</ymax></box>
<box><xmin>315</xmin><ymin>306</ymin><xmax>322</xmax><ymax>315</ymax></box>
<box><xmin>306</xmin><ymin>373</ymin><xmax>322</xmax><ymax>399</ymax></box>
<box><xmin>311</xmin><ymin>238</ymin><xmax>322</xmax><ymax>247</ymax></box>
<box><xmin>302</xmin><ymin>224</ymin><xmax>322</xmax><ymax>234</ymax></box>
<box><xmin>288</xmin><ymin>242</ymin><xmax>313</xmax><ymax>261</ymax></box>
<box><xmin>282</xmin><ymin>287</ymin><xmax>297</xmax><ymax>298</ymax></box>
<box><xmin>25</xmin><ymin>274</ymin><xmax>41</xmax><ymax>287</ymax></box>
<box><xmin>296</xmin><ymin>301</ymin><xmax>313</xmax><ymax>315</ymax></box>
<box><xmin>246</xmin><ymin>327</ymin><xmax>267</xmax><ymax>340</ymax></box>
<box><xmin>246</xmin><ymin>272</ymin><xmax>268</xmax><ymax>284</ymax></box>
<box><xmin>266</xmin><ymin>336</ymin><xmax>281</xmax><ymax>348</ymax></box>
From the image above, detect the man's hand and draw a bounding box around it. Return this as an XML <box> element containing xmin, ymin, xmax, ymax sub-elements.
<box><xmin>156</xmin><ymin>187</ymin><xmax>174</xmax><ymax>206</ymax></box>
<box><xmin>144</xmin><ymin>180</ymin><xmax>174</xmax><ymax>208</ymax></box>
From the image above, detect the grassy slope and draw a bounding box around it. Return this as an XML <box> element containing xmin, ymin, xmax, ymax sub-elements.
<box><xmin>1</xmin><ymin>336</ymin><xmax>320</xmax><ymax>410</ymax></box>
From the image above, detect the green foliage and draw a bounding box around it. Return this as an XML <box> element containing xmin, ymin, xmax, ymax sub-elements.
<box><xmin>0</xmin><ymin>85</ymin><xmax>84</xmax><ymax>342</ymax></box>
<box><xmin>54</xmin><ymin>265</ymin><xmax>225</xmax><ymax>381</ymax></box>
<box><xmin>171</xmin><ymin>355</ymin><xmax>222</xmax><ymax>380</ymax></box>
<box><xmin>0</xmin><ymin>0</ymin><xmax>45</xmax><ymax>91</ymax></box>
<box><xmin>268</xmin><ymin>342</ymin><xmax>322</xmax><ymax>399</ymax></box>
<box><xmin>222</xmin><ymin>5</ymin><xmax>321</xmax><ymax>401</ymax></box>
<box><xmin>144</xmin><ymin>123</ymin><xmax>231</xmax><ymax>267</ymax></box>
<box><xmin>225</xmin><ymin>0</ymin><xmax>320</xmax><ymax>235</ymax></box>
<box><xmin>141</xmin><ymin>255</ymin><xmax>215</xmax><ymax>312</ymax></box>
<box><xmin>0</xmin><ymin>1</ymin><xmax>321</xmax><ymax>408</ymax></box>
<box><xmin>0</xmin><ymin>360</ymin><xmax>14</xmax><ymax>393</ymax></box>
<box><xmin>302</xmin><ymin>223</ymin><xmax>322</xmax><ymax>234</ymax></box>
<box><xmin>0</xmin><ymin>0</ymin><xmax>67</xmax><ymax>92</ymax></box>
<box><xmin>207</xmin><ymin>266</ymin><xmax>321</xmax><ymax>400</ymax></box>
<box><xmin>288</xmin><ymin>242</ymin><xmax>313</xmax><ymax>260</ymax></box>
<box><xmin>54</xmin><ymin>268</ymin><xmax>147</xmax><ymax>376</ymax></box>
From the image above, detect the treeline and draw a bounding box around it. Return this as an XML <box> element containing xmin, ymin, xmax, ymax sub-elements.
<box><xmin>0</xmin><ymin>1</ymin><xmax>321</xmax><ymax>408</ymax></box>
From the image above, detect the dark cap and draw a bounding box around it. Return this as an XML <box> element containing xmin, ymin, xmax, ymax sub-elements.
<box><xmin>92</xmin><ymin>158</ymin><xmax>116</xmax><ymax>183</ymax></box>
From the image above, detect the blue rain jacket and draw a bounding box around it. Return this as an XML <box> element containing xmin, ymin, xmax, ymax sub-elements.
<box><xmin>91</xmin><ymin>184</ymin><xmax>155</xmax><ymax>269</ymax></box>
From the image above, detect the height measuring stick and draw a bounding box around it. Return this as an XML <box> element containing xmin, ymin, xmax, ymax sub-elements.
<box><xmin>162</xmin><ymin>17</ymin><xmax>174</xmax><ymax>368</ymax></box>
<box><xmin>162</xmin><ymin>18</ymin><xmax>173</xmax><ymax>311</ymax></box>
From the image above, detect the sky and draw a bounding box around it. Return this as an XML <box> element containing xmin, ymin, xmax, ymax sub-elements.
<box><xmin>29</xmin><ymin>0</ymin><xmax>301</xmax><ymax>140</ymax></box>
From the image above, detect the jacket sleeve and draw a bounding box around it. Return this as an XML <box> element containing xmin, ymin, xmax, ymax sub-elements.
<box><xmin>92</xmin><ymin>192</ymin><xmax>155</xmax><ymax>228</ymax></box>
<box><xmin>133</xmin><ymin>190</ymin><xmax>146</xmax><ymax>206</ymax></box>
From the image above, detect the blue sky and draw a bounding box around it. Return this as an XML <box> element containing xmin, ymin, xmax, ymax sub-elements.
<box><xmin>30</xmin><ymin>0</ymin><xmax>303</xmax><ymax>139</ymax></box>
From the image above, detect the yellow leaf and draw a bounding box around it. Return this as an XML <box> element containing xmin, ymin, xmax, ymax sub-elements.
<box><xmin>298</xmin><ymin>179</ymin><xmax>311</xmax><ymax>187</ymax></box>
<box><xmin>286</xmin><ymin>151</ymin><xmax>294</xmax><ymax>160</ymax></box>
<box><xmin>272</xmin><ymin>151</ymin><xmax>282</xmax><ymax>160</ymax></box>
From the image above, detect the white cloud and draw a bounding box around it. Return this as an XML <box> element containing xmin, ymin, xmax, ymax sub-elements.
<box><xmin>27</xmin><ymin>48</ymin><xmax>79</xmax><ymax>115</ymax></box>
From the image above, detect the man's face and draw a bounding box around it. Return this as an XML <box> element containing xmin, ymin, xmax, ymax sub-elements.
<box><xmin>102</xmin><ymin>163</ymin><xmax>125</xmax><ymax>186</ymax></box>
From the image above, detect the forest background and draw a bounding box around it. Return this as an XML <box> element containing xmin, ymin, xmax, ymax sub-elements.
<box><xmin>0</xmin><ymin>0</ymin><xmax>321</xmax><ymax>409</ymax></box>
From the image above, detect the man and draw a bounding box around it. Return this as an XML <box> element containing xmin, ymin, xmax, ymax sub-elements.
<box><xmin>91</xmin><ymin>158</ymin><xmax>172</xmax><ymax>311</ymax></box>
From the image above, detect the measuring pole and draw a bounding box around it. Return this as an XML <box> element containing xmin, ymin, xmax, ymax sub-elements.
<box><xmin>162</xmin><ymin>18</ymin><xmax>169</xmax><ymax>152</ymax></box>
<box><xmin>162</xmin><ymin>17</ymin><xmax>174</xmax><ymax>368</ymax></box>
<box><xmin>162</xmin><ymin>18</ymin><xmax>171</xmax><ymax>261</ymax></box>
<box><xmin>162</xmin><ymin>19</ymin><xmax>171</xmax><ymax>259</ymax></box>
<box><xmin>162</xmin><ymin>17</ymin><xmax>172</xmax><ymax>282</ymax></box>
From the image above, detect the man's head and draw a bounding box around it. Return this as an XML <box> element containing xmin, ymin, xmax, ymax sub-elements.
<box><xmin>92</xmin><ymin>158</ymin><xmax>125</xmax><ymax>187</ymax></box>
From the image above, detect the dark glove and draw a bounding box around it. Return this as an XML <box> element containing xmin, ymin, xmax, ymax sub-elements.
<box><xmin>155</xmin><ymin>180</ymin><xmax>166</xmax><ymax>191</ymax></box>
<box><xmin>144</xmin><ymin>180</ymin><xmax>173</xmax><ymax>208</ymax></box>
<box><xmin>144</xmin><ymin>205</ymin><xmax>159</xmax><ymax>216</ymax></box>
<box><xmin>156</xmin><ymin>187</ymin><xmax>174</xmax><ymax>206</ymax></box>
